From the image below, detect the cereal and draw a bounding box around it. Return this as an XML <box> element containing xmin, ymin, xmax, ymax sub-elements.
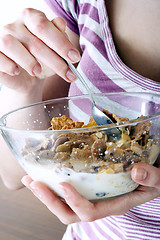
<box><xmin>22</xmin><ymin>110</ymin><xmax>158</xmax><ymax>174</ymax></box>
<box><xmin>50</xmin><ymin>115</ymin><xmax>84</xmax><ymax>130</ymax></box>
<box><xmin>21</xmin><ymin>110</ymin><xmax>159</xmax><ymax>200</ymax></box>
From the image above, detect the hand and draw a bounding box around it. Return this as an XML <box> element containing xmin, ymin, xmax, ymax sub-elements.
<box><xmin>21</xmin><ymin>163</ymin><xmax>160</xmax><ymax>225</ymax></box>
<box><xmin>0</xmin><ymin>8</ymin><xmax>80</xmax><ymax>93</ymax></box>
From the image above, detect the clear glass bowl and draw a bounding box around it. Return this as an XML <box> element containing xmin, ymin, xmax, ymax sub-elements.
<box><xmin>0</xmin><ymin>92</ymin><xmax>160</xmax><ymax>201</ymax></box>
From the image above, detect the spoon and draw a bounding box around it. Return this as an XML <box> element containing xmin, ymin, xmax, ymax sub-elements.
<box><xmin>66</xmin><ymin>61</ymin><xmax>121</xmax><ymax>138</ymax></box>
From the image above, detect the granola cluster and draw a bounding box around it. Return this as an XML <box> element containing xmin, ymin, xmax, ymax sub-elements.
<box><xmin>49</xmin><ymin>115</ymin><xmax>84</xmax><ymax>130</ymax></box>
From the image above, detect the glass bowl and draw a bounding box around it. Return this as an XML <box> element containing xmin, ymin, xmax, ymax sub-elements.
<box><xmin>0</xmin><ymin>92</ymin><xmax>160</xmax><ymax>201</ymax></box>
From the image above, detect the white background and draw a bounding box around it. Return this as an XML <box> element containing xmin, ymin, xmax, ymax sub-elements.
<box><xmin>0</xmin><ymin>0</ymin><xmax>53</xmax><ymax>27</ymax></box>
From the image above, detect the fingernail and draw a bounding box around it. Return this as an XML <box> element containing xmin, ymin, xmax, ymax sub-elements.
<box><xmin>59</xmin><ymin>184</ymin><xmax>69</xmax><ymax>197</ymax></box>
<box><xmin>21</xmin><ymin>176</ymin><xmax>32</xmax><ymax>189</ymax></box>
<box><xmin>133</xmin><ymin>167</ymin><xmax>147</xmax><ymax>181</ymax></box>
<box><xmin>66</xmin><ymin>69</ymin><xmax>77</xmax><ymax>82</ymax></box>
<box><xmin>30</xmin><ymin>182</ymin><xmax>42</xmax><ymax>199</ymax></box>
<box><xmin>68</xmin><ymin>49</ymin><xmax>80</xmax><ymax>62</ymax></box>
<box><xmin>21</xmin><ymin>176</ymin><xmax>27</xmax><ymax>186</ymax></box>
<box><xmin>32</xmin><ymin>63</ymin><xmax>41</xmax><ymax>76</ymax></box>
<box><xmin>13</xmin><ymin>66</ymin><xmax>20</xmax><ymax>75</ymax></box>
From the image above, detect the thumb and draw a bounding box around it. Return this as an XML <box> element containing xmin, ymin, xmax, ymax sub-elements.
<box><xmin>131</xmin><ymin>163</ymin><xmax>160</xmax><ymax>189</ymax></box>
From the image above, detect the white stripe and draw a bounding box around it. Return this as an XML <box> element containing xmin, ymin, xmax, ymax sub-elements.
<box><xmin>76</xmin><ymin>221</ymin><xmax>119</xmax><ymax>240</ymax></box>
<box><xmin>78</xmin><ymin>14</ymin><xmax>102</xmax><ymax>38</ymax></box>
<box><xmin>130</xmin><ymin>210</ymin><xmax>160</xmax><ymax>219</ymax></box>
<box><xmin>95</xmin><ymin>219</ymin><xmax>124</xmax><ymax>240</ymax></box>
<box><xmin>91</xmin><ymin>222</ymin><xmax>115</xmax><ymax>240</ymax></box>
<box><xmin>73</xmin><ymin>223</ymin><xmax>93</xmax><ymax>240</ymax></box>
<box><xmin>81</xmin><ymin>0</ymin><xmax>97</xmax><ymax>8</ymax></box>
<box><xmin>109</xmin><ymin>217</ymin><xmax>160</xmax><ymax>239</ymax></box>
<box><xmin>102</xmin><ymin>218</ymin><xmax>127</xmax><ymax>239</ymax></box>
<box><xmin>69</xmin><ymin>99</ymin><xmax>91</xmax><ymax>123</ymax></box>
<box><xmin>79</xmin><ymin>36</ymin><xmax>143</xmax><ymax>92</ymax></box>
<box><xmin>126</xmin><ymin>214</ymin><xmax>160</xmax><ymax>223</ymax></box>
<box><xmin>75</xmin><ymin>66</ymin><xmax>101</xmax><ymax>94</ymax></box>
<box><xmin>127</xmin><ymin>235</ymin><xmax>159</xmax><ymax>240</ymax></box>
<box><xmin>119</xmin><ymin>220</ymin><xmax>160</xmax><ymax>232</ymax></box>
<box><xmin>130</xmin><ymin>207</ymin><xmax>160</xmax><ymax>216</ymax></box>
<box><xmin>114</xmin><ymin>213</ymin><xmax>160</xmax><ymax>224</ymax></box>
<box><xmin>74</xmin><ymin>77</ymin><xmax>141</xmax><ymax>119</ymax></box>
<box><xmin>127</xmin><ymin>231</ymin><xmax>160</xmax><ymax>239</ymax></box>
<box><xmin>114</xmin><ymin>217</ymin><xmax>160</xmax><ymax>232</ymax></box>
<box><xmin>61</xmin><ymin>225</ymin><xmax>74</xmax><ymax>240</ymax></box>
<box><xmin>61</xmin><ymin>0</ymin><xmax>78</xmax><ymax>20</ymax></box>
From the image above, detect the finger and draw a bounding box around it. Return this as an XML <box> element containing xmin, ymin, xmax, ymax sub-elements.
<box><xmin>58</xmin><ymin>182</ymin><xmax>134</xmax><ymax>221</ymax></box>
<box><xmin>0</xmin><ymin>52</ymin><xmax>20</xmax><ymax>76</ymax></box>
<box><xmin>23</xmin><ymin>34</ymin><xmax>77</xmax><ymax>82</ymax></box>
<box><xmin>4</xmin><ymin>17</ymin><xmax>77</xmax><ymax>82</ymax></box>
<box><xmin>59</xmin><ymin>182</ymin><xmax>131</xmax><ymax>221</ymax></box>
<box><xmin>22</xmin><ymin>8</ymin><xmax>81</xmax><ymax>63</ymax></box>
<box><xmin>24</xmin><ymin>180</ymin><xmax>80</xmax><ymax>224</ymax></box>
<box><xmin>131</xmin><ymin>163</ymin><xmax>160</xmax><ymax>189</ymax></box>
<box><xmin>18</xmin><ymin>26</ymin><xmax>76</xmax><ymax>82</ymax></box>
<box><xmin>59</xmin><ymin>179</ymin><xmax>160</xmax><ymax>222</ymax></box>
<box><xmin>21</xmin><ymin>175</ymin><xmax>33</xmax><ymax>189</ymax></box>
<box><xmin>59</xmin><ymin>182</ymin><xmax>99</xmax><ymax>222</ymax></box>
<box><xmin>51</xmin><ymin>17</ymin><xmax>67</xmax><ymax>33</ymax></box>
<box><xmin>0</xmin><ymin>34</ymin><xmax>41</xmax><ymax>76</ymax></box>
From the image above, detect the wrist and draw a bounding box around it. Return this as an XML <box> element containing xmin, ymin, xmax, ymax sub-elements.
<box><xmin>0</xmin><ymin>83</ymin><xmax>43</xmax><ymax>116</ymax></box>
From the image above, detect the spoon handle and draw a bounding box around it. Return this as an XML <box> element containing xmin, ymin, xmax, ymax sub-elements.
<box><xmin>66</xmin><ymin>61</ymin><xmax>94</xmax><ymax>99</ymax></box>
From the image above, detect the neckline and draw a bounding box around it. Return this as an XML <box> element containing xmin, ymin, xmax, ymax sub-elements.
<box><xmin>97</xmin><ymin>0</ymin><xmax>160</xmax><ymax>92</ymax></box>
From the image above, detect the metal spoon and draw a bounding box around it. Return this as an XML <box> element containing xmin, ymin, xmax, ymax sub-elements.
<box><xmin>66</xmin><ymin>61</ymin><xmax>121</xmax><ymax>138</ymax></box>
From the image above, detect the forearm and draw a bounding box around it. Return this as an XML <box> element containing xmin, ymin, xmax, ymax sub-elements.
<box><xmin>0</xmin><ymin>80</ymin><xmax>43</xmax><ymax>189</ymax></box>
<box><xmin>0</xmin><ymin>138</ymin><xmax>26</xmax><ymax>190</ymax></box>
<box><xmin>0</xmin><ymin>75</ymin><xmax>70</xmax><ymax>190</ymax></box>
<box><xmin>0</xmin><ymin>81</ymin><xmax>43</xmax><ymax>117</ymax></box>
<box><xmin>0</xmin><ymin>7</ymin><xmax>78</xmax><ymax>190</ymax></box>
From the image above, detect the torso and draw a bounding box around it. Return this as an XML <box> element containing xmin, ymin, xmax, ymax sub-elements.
<box><xmin>105</xmin><ymin>0</ymin><xmax>160</xmax><ymax>82</ymax></box>
<box><xmin>48</xmin><ymin>0</ymin><xmax>160</xmax><ymax>94</ymax></box>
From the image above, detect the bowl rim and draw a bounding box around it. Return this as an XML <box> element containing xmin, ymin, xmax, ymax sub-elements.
<box><xmin>0</xmin><ymin>92</ymin><xmax>160</xmax><ymax>133</ymax></box>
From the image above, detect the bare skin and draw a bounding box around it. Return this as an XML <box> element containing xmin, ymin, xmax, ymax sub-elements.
<box><xmin>0</xmin><ymin>10</ymin><xmax>81</xmax><ymax>189</ymax></box>
<box><xmin>22</xmin><ymin>163</ymin><xmax>160</xmax><ymax>224</ymax></box>
<box><xmin>106</xmin><ymin>0</ymin><xmax>160</xmax><ymax>82</ymax></box>
<box><xmin>0</xmin><ymin>1</ymin><xmax>160</xmax><ymax>224</ymax></box>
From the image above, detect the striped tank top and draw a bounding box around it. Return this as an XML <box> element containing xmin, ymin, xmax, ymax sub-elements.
<box><xmin>44</xmin><ymin>0</ymin><xmax>160</xmax><ymax>239</ymax></box>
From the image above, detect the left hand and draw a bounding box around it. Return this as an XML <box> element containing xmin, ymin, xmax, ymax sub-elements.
<box><xmin>21</xmin><ymin>163</ymin><xmax>160</xmax><ymax>225</ymax></box>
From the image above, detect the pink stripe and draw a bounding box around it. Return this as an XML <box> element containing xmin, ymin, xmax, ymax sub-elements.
<box><xmin>128</xmin><ymin>211</ymin><xmax>160</xmax><ymax>223</ymax></box>
<box><xmin>71</xmin><ymin>225</ymin><xmax>82</xmax><ymax>240</ymax></box>
<box><xmin>116</xmin><ymin>215</ymin><xmax>160</xmax><ymax>229</ymax></box>
<box><xmin>101</xmin><ymin>218</ymin><xmax>126</xmax><ymax>239</ymax></box>
<box><xmin>44</xmin><ymin>0</ymin><xmax>79</xmax><ymax>35</ymax></box>
<box><xmin>80</xmin><ymin>222</ymin><xmax>100</xmax><ymax>240</ymax></box>
<box><xmin>127</xmin><ymin>233</ymin><xmax>160</xmax><ymax>239</ymax></box>
<box><xmin>80</xmin><ymin>52</ymin><xmax>125</xmax><ymax>93</ymax></box>
<box><xmin>92</xmin><ymin>221</ymin><xmax>116</xmax><ymax>240</ymax></box>
<box><xmin>130</xmin><ymin>210</ymin><xmax>160</xmax><ymax>219</ymax></box>
<box><xmin>117</xmin><ymin>218</ymin><xmax>160</xmax><ymax>230</ymax></box>
<box><xmin>79</xmin><ymin>25</ymin><xmax>109</xmax><ymax>60</ymax></box>
<box><xmin>80</xmin><ymin>3</ymin><xmax>99</xmax><ymax>23</ymax></box>
<box><xmin>69</xmin><ymin>81</ymin><xmax>83</xmax><ymax>97</ymax></box>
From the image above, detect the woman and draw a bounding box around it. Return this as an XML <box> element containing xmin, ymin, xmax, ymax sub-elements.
<box><xmin>0</xmin><ymin>0</ymin><xmax>160</xmax><ymax>239</ymax></box>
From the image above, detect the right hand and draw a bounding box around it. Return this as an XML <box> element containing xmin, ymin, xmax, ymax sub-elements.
<box><xmin>22</xmin><ymin>163</ymin><xmax>160</xmax><ymax>225</ymax></box>
<box><xmin>0</xmin><ymin>9</ymin><xmax>81</xmax><ymax>190</ymax></box>
<box><xmin>0</xmin><ymin>8</ymin><xmax>81</xmax><ymax>94</ymax></box>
